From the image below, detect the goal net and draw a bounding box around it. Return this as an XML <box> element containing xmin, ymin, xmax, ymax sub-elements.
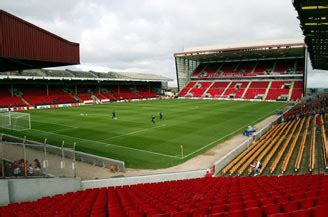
<box><xmin>0</xmin><ymin>112</ymin><xmax>31</xmax><ymax>131</ymax></box>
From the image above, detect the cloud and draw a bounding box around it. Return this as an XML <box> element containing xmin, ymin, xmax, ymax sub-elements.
<box><xmin>1</xmin><ymin>0</ymin><xmax>327</xmax><ymax>87</ymax></box>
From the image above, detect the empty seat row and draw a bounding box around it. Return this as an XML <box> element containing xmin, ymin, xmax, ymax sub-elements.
<box><xmin>1</xmin><ymin>174</ymin><xmax>327</xmax><ymax>217</ymax></box>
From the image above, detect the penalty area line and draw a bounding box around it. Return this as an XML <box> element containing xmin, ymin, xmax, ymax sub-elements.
<box><xmin>98</xmin><ymin>124</ymin><xmax>166</xmax><ymax>141</ymax></box>
<box><xmin>30</xmin><ymin>128</ymin><xmax>180</xmax><ymax>159</ymax></box>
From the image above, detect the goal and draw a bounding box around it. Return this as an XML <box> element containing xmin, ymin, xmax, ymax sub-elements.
<box><xmin>0</xmin><ymin>112</ymin><xmax>31</xmax><ymax>131</ymax></box>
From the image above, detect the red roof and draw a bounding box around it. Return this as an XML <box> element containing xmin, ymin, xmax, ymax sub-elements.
<box><xmin>0</xmin><ymin>10</ymin><xmax>80</xmax><ymax>71</ymax></box>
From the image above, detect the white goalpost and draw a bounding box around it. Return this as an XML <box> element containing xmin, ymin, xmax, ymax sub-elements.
<box><xmin>0</xmin><ymin>112</ymin><xmax>31</xmax><ymax>131</ymax></box>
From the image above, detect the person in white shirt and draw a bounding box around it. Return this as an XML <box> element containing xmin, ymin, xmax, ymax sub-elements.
<box><xmin>250</xmin><ymin>159</ymin><xmax>261</xmax><ymax>176</ymax></box>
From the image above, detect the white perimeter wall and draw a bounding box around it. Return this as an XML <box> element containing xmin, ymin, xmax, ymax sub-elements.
<box><xmin>0</xmin><ymin>180</ymin><xmax>9</xmax><ymax>206</ymax></box>
<box><xmin>82</xmin><ymin>170</ymin><xmax>207</xmax><ymax>189</ymax></box>
<box><xmin>0</xmin><ymin>178</ymin><xmax>81</xmax><ymax>205</ymax></box>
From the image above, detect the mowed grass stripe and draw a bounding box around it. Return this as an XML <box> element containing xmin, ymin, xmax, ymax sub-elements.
<box><xmin>0</xmin><ymin>99</ymin><xmax>286</xmax><ymax>169</ymax></box>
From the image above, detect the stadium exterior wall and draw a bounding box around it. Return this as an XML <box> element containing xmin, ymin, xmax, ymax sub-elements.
<box><xmin>0</xmin><ymin>10</ymin><xmax>79</xmax><ymax>64</ymax></box>
<box><xmin>82</xmin><ymin>169</ymin><xmax>207</xmax><ymax>189</ymax></box>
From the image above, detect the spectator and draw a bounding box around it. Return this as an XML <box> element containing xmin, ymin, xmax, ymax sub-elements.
<box><xmin>250</xmin><ymin>159</ymin><xmax>261</xmax><ymax>176</ymax></box>
<box><xmin>316</xmin><ymin>114</ymin><xmax>322</xmax><ymax>131</ymax></box>
<box><xmin>13</xmin><ymin>161</ymin><xmax>21</xmax><ymax>176</ymax></box>
<box><xmin>34</xmin><ymin>159</ymin><xmax>41</xmax><ymax>174</ymax></box>
<box><xmin>28</xmin><ymin>164</ymin><xmax>34</xmax><ymax>176</ymax></box>
<box><xmin>205</xmin><ymin>170</ymin><xmax>212</xmax><ymax>178</ymax></box>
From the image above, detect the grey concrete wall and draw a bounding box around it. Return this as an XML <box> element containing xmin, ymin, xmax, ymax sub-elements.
<box><xmin>8</xmin><ymin>178</ymin><xmax>81</xmax><ymax>203</ymax></box>
<box><xmin>0</xmin><ymin>180</ymin><xmax>9</xmax><ymax>206</ymax></box>
<box><xmin>82</xmin><ymin>169</ymin><xmax>207</xmax><ymax>189</ymax></box>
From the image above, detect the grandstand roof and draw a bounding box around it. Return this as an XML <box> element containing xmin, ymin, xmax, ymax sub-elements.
<box><xmin>293</xmin><ymin>0</ymin><xmax>328</xmax><ymax>70</ymax></box>
<box><xmin>174</xmin><ymin>39</ymin><xmax>306</xmax><ymax>62</ymax></box>
<box><xmin>0</xmin><ymin>10</ymin><xmax>80</xmax><ymax>72</ymax></box>
<box><xmin>0</xmin><ymin>69</ymin><xmax>172</xmax><ymax>82</ymax></box>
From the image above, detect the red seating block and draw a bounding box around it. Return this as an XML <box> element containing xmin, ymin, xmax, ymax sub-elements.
<box><xmin>309</xmin><ymin>204</ymin><xmax>328</xmax><ymax>217</ymax></box>
<box><xmin>281</xmin><ymin>201</ymin><xmax>298</xmax><ymax>212</ymax></box>
<box><xmin>299</xmin><ymin>198</ymin><xmax>315</xmax><ymax>209</ymax></box>
<box><xmin>289</xmin><ymin>209</ymin><xmax>309</xmax><ymax>217</ymax></box>
<box><xmin>244</xmin><ymin>207</ymin><xmax>262</xmax><ymax>217</ymax></box>
<box><xmin>210</xmin><ymin>205</ymin><xmax>225</xmax><ymax>214</ymax></box>
<box><xmin>263</xmin><ymin>204</ymin><xmax>281</xmax><ymax>217</ymax></box>
<box><xmin>171</xmin><ymin>211</ymin><xmax>190</xmax><ymax>217</ymax></box>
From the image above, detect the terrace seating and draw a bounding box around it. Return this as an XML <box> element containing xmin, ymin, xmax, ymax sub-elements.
<box><xmin>1</xmin><ymin>175</ymin><xmax>327</xmax><ymax>216</ymax></box>
<box><xmin>222</xmin><ymin>96</ymin><xmax>328</xmax><ymax>177</ymax></box>
<box><xmin>243</xmin><ymin>81</ymin><xmax>269</xmax><ymax>99</ymax></box>
<box><xmin>202</xmin><ymin>63</ymin><xmax>222</xmax><ymax>77</ymax></box>
<box><xmin>136</xmin><ymin>87</ymin><xmax>157</xmax><ymax>98</ymax></box>
<box><xmin>235</xmin><ymin>61</ymin><xmax>257</xmax><ymax>74</ymax></box>
<box><xmin>76</xmin><ymin>94</ymin><xmax>93</xmax><ymax>101</ymax></box>
<box><xmin>251</xmin><ymin>60</ymin><xmax>274</xmax><ymax>75</ymax></box>
<box><xmin>321</xmin><ymin>115</ymin><xmax>328</xmax><ymax>169</ymax></box>
<box><xmin>205</xmin><ymin>82</ymin><xmax>230</xmax><ymax>98</ymax></box>
<box><xmin>295</xmin><ymin>116</ymin><xmax>311</xmax><ymax>171</ymax></box>
<box><xmin>71</xmin><ymin>71</ymin><xmax>98</xmax><ymax>78</ymax></box>
<box><xmin>295</xmin><ymin>59</ymin><xmax>304</xmax><ymax>73</ymax></box>
<box><xmin>189</xmin><ymin>82</ymin><xmax>213</xmax><ymax>97</ymax></box>
<box><xmin>280</xmin><ymin>117</ymin><xmax>305</xmax><ymax>173</ymax></box>
<box><xmin>44</xmin><ymin>70</ymin><xmax>74</xmax><ymax>77</ymax></box>
<box><xmin>21</xmin><ymin>69</ymin><xmax>45</xmax><ymax>77</ymax></box>
<box><xmin>309</xmin><ymin>118</ymin><xmax>316</xmax><ymax>171</ymax></box>
<box><xmin>0</xmin><ymin>96</ymin><xmax>25</xmax><ymax>107</ymax></box>
<box><xmin>191</xmin><ymin>64</ymin><xmax>207</xmax><ymax>77</ymax></box>
<box><xmin>222</xmin><ymin>82</ymin><xmax>249</xmax><ymax>98</ymax></box>
<box><xmin>275</xmin><ymin>59</ymin><xmax>296</xmax><ymax>74</ymax></box>
<box><xmin>290</xmin><ymin>81</ymin><xmax>303</xmax><ymax>101</ymax></box>
<box><xmin>20</xmin><ymin>86</ymin><xmax>77</xmax><ymax>106</ymax></box>
<box><xmin>265</xmin><ymin>81</ymin><xmax>291</xmax><ymax>100</ymax></box>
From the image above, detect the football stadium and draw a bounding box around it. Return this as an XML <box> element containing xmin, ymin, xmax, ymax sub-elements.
<box><xmin>0</xmin><ymin>0</ymin><xmax>328</xmax><ymax>216</ymax></box>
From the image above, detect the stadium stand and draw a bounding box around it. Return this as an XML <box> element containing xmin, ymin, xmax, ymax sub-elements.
<box><xmin>1</xmin><ymin>174</ymin><xmax>327</xmax><ymax>216</ymax></box>
<box><xmin>0</xmin><ymin>69</ymin><xmax>169</xmax><ymax>107</ymax></box>
<box><xmin>221</xmin><ymin>95</ymin><xmax>328</xmax><ymax>176</ymax></box>
<box><xmin>176</xmin><ymin>42</ymin><xmax>305</xmax><ymax>102</ymax></box>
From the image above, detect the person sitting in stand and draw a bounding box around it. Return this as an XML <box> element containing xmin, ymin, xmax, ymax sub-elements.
<box><xmin>250</xmin><ymin>159</ymin><xmax>261</xmax><ymax>176</ymax></box>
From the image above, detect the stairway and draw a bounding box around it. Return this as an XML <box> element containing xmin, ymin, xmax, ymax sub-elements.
<box><xmin>202</xmin><ymin>82</ymin><xmax>215</xmax><ymax>98</ymax></box>
<box><xmin>288</xmin><ymin>81</ymin><xmax>295</xmax><ymax>101</ymax></box>
<box><xmin>221</xmin><ymin>81</ymin><xmax>233</xmax><ymax>98</ymax></box>
<box><xmin>263</xmin><ymin>81</ymin><xmax>272</xmax><ymax>100</ymax></box>
<box><xmin>241</xmin><ymin>81</ymin><xmax>252</xmax><ymax>99</ymax></box>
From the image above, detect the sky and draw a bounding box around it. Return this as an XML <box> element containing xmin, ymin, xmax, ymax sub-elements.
<box><xmin>1</xmin><ymin>0</ymin><xmax>327</xmax><ymax>88</ymax></box>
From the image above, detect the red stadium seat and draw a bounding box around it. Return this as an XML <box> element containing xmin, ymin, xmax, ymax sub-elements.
<box><xmin>309</xmin><ymin>204</ymin><xmax>328</xmax><ymax>217</ymax></box>
<box><xmin>289</xmin><ymin>209</ymin><xmax>309</xmax><ymax>217</ymax></box>
<box><xmin>262</xmin><ymin>204</ymin><xmax>281</xmax><ymax>217</ymax></box>
<box><xmin>281</xmin><ymin>201</ymin><xmax>298</xmax><ymax>212</ymax></box>
<box><xmin>244</xmin><ymin>207</ymin><xmax>262</xmax><ymax>217</ymax></box>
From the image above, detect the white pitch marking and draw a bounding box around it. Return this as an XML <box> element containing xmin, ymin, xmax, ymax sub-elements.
<box><xmin>98</xmin><ymin>124</ymin><xmax>166</xmax><ymax>142</ymax></box>
<box><xmin>32</xmin><ymin>119</ymin><xmax>78</xmax><ymax>129</ymax></box>
<box><xmin>31</xmin><ymin>128</ymin><xmax>180</xmax><ymax>159</ymax></box>
<box><xmin>181</xmin><ymin>109</ymin><xmax>280</xmax><ymax>159</ymax></box>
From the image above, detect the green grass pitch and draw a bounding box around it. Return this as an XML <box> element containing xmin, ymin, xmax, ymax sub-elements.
<box><xmin>1</xmin><ymin>99</ymin><xmax>286</xmax><ymax>169</ymax></box>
